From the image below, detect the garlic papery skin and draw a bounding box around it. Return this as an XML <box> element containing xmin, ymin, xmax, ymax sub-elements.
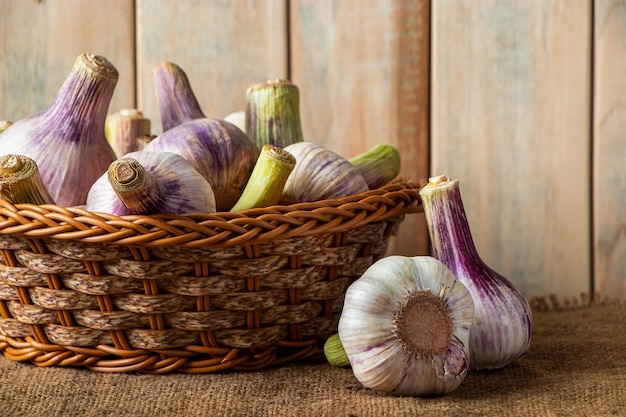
<box><xmin>0</xmin><ymin>54</ymin><xmax>118</xmax><ymax>207</ymax></box>
<box><xmin>348</xmin><ymin>144</ymin><xmax>401</xmax><ymax>190</ymax></box>
<box><xmin>224</xmin><ymin>110</ymin><xmax>246</xmax><ymax>133</ymax></box>
<box><xmin>143</xmin><ymin>118</ymin><xmax>259</xmax><ymax>212</ymax></box>
<box><xmin>230</xmin><ymin>144</ymin><xmax>296</xmax><ymax>212</ymax></box>
<box><xmin>0</xmin><ymin>121</ymin><xmax>13</xmax><ymax>134</ymax></box>
<box><xmin>338</xmin><ymin>256</ymin><xmax>474</xmax><ymax>397</ymax></box>
<box><xmin>86</xmin><ymin>151</ymin><xmax>216</xmax><ymax>216</ymax></box>
<box><xmin>0</xmin><ymin>154</ymin><xmax>55</xmax><ymax>205</ymax></box>
<box><xmin>245</xmin><ymin>79</ymin><xmax>304</xmax><ymax>149</ymax></box>
<box><xmin>105</xmin><ymin>109</ymin><xmax>152</xmax><ymax>157</ymax></box>
<box><xmin>419</xmin><ymin>175</ymin><xmax>532</xmax><ymax>370</ymax></box>
<box><xmin>280</xmin><ymin>142</ymin><xmax>368</xmax><ymax>204</ymax></box>
<box><xmin>153</xmin><ymin>61</ymin><xmax>206</xmax><ymax>132</ymax></box>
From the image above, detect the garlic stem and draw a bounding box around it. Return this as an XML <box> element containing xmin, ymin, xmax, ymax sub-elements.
<box><xmin>153</xmin><ymin>61</ymin><xmax>206</xmax><ymax>131</ymax></box>
<box><xmin>105</xmin><ymin>109</ymin><xmax>152</xmax><ymax>157</ymax></box>
<box><xmin>419</xmin><ymin>176</ymin><xmax>532</xmax><ymax>370</ymax></box>
<box><xmin>348</xmin><ymin>144</ymin><xmax>401</xmax><ymax>189</ymax></box>
<box><xmin>323</xmin><ymin>333</ymin><xmax>350</xmax><ymax>368</ymax></box>
<box><xmin>230</xmin><ymin>145</ymin><xmax>295</xmax><ymax>212</ymax></box>
<box><xmin>0</xmin><ymin>154</ymin><xmax>55</xmax><ymax>204</ymax></box>
<box><xmin>107</xmin><ymin>157</ymin><xmax>164</xmax><ymax>214</ymax></box>
<box><xmin>245</xmin><ymin>79</ymin><xmax>304</xmax><ymax>149</ymax></box>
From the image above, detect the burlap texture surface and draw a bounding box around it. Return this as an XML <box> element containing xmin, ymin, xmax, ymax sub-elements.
<box><xmin>0</xmin><ymin>298</ymin><xmax>624</xmax><ymax>417</ymax></box>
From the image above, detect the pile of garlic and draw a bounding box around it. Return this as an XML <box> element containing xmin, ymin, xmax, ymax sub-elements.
<box><xmin>325</xmin><ymin>175</ymin><xmax>533</xmax><ymax>397</ymax></box>
<box><xmin>0</xmin><ymin>54</ymin><xmax>401</xmax><ymax>215</ymax></box>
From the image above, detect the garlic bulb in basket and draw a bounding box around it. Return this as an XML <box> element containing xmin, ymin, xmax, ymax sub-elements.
<box><xmin>86</xmin><ymin>151</ymin><xmax>215</xmax><ymax>215</ymax></box>
<box><xmin>337</xmin><ymin>256</ymin><xmax>474</xmax><ymax>397</ymax></box>
<box><xmin>143</xmin><ymin>118</ymin><xmax>259</xmax><ymax>212</ymax></box>
<box><xmin>0</xmin><ymin>154</ymin><xmax>54</xmax><ymax>205</ymax></box>
<box><xmin>153</xmin><ymin>61</ymin><xmax>206</xmax><ymax>132</ymax></box>
<box><xmin>0</xmin><ymin>54</ymin><xmax>118</xmax><ymax>206</ymax></box>
<box><xmin>280</xmin><ymin>141</ymin><xmax>368</xmax><ymax>203</ymax></box>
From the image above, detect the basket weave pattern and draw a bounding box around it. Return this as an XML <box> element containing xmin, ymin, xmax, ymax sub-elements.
<box><xmin>0</xmin><ymin>181</ymin><xmax>422</xmax><ymax>373</ymax></box>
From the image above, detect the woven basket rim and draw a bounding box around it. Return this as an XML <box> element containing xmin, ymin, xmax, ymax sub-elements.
<box><xmin>0</xmin><ymin>179</ymin><xmax>424</xmax><ymax>248</ymax></box>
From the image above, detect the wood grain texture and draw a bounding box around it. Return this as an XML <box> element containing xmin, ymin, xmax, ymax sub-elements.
<box><xmin>0</xmin><ymin>0</ymin><xmax>136</xmax><ymax>122</ymax></box>
<box><xmin>431</xmin><ymin>1</ymin><xmax>592</xmax><ymax>299</ymax></box>
<box><xmin>593</xmin><ymin>0</ymin><xmax>626</xmax><ymax>299</ymax></box>
<box><xmin>136</xmin><ymin>0</ymin><xmax>288</xmax><ymax>134</ymax></box>
<box><xmin>290</xmin><ymin>0</ymin><xmax>431</xmax><ymax>257</ymax></box>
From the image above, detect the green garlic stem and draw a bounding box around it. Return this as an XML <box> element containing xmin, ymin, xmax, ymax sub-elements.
<box><xmin>245</xmin><ymin>79</ymin><xmax>304</xmax><ymax>149</ymax></box>
<box><xmin>0</xmin><ymin>154</ymin><xmax>55</xmax><ymax>205</ymax></box>
<box><xmin>230</xmin><ymin>145</ymin><xmax>296</xmax><ymax>212</ymax></box>
<box><xmin>324</xmin><ymin>333</ymin><xmax>351</xmax><ymax>368</ymax></box>
<box><xmin>348</xmin><ymin>144</ymin><xmax>401</xmax><ymax>189</ymax></box>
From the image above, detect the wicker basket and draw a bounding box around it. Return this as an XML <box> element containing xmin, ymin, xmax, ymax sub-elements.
<box><xmin>0</xmin><ymin>180</ymin><xmax>422</xmax><ymax>374</ymax></box>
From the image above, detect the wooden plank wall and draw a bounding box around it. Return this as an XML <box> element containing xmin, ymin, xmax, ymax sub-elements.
<box><xmin>0</xmin><ymin>0</ymin><xmax>624</xmax><ymax>300</ymax></box>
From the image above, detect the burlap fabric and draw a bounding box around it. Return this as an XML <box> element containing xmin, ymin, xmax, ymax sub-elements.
<box><xmin>0</xmin><ymin>296</ymin><xmax>624</xmax><ymax>417</ymax></box>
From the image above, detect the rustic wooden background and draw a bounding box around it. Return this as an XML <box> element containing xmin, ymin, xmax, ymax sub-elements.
<box><xmin>1</xmin><ymin>0</ymin><xmax>624</xmax><ymax>301</ymax></box>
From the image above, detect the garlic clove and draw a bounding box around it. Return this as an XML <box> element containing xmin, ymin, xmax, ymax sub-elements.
<box><xmin>153</xmin><ymin>61</ymin><xmax>206</xmax><ymax>132</ymax></box>
<box><xmin>230</xmin><ymin>144</ymin><xmax>296</xmax><ymax>212</ymax></box>
<box><xmin>348</xmin><ymin>144</ymin><xmax>401</xmax><ymax>189</ymax></box>
<box><xmin>143</xmin><ymin>118</ymin><xmax>259</xmax><ymax>212</ymax></box>
<box><xmin>0</xmin><ymin>154</ymin><xmax>55</xmax><ymax>205</ymax></box>
<box><xmin>105</xmin><ymin>109</ymin><xmax>152</xmax><ymax>158</ymax></box>
<box><xmin>338</xmin><ymin>256</ymin><xmax>474</xmax><ymax>397</ymax></box>
<box><xmin>0</xmin><ymin>53</ymin><xmax>119</xmax><ymax>207</ymax></box>
<box><xmin>419</xmin><ymin>175</ymin><xmax>533</xmax><ymax>370</ymax></box>
<box><xmin>86</xmin><ymin>151</ymin><xmax>216</xmax><ymax>216</ymax></box>
<box><xmin>245</xmin><ymin>79</ymin><xmax>304</xmax><ymax>149</ymax></box>
<box><xmin>280</xmin><ymin>141</ymin><xmax>368</xmax><ymax>204</ymax></box>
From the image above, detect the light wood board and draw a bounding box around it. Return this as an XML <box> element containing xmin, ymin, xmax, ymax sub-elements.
<box><xmin>290</xmin><ymin>0</ymin><xmax>431</xmax><ymax>257</ymax></box>
<box><xmin>135</xmin><ymin>0</ymin><xmax>289</xmax><ymax>134</ymax></box>
<box><xmin>431</xmin><ymin>0</ymin><xmax>592</xmax><ymax>299</ymax></box>
<box><xmin>0</xmin><ymin>0</ymin><xmax>135</xmax><ymax>122</ymax></box>
<box><xmin>593</xmin><ymin>0</ymin><xmax>626</xmax><ymax>299</ymax></box>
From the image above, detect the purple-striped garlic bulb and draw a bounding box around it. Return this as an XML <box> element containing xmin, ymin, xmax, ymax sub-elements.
<box><xmin>85</xmin><ymin>151</ymin><xmax>215</xmax><ymax>216</ymax></box>
<box><xmin>419</xmin><ymin>175</ymin><xmax>533</xmax><ymax>370</ymax></box>
<box><xmin>280</xmin><ymin>141</ymin><xmax>368</xmax><ymax>204</ymax></box>
<box><xmin>143</xmin><ymin>118</ymin><xmax>259</xmax><ymax>211</ymax></box>
<box><xmin>0</xmin><ymin>54</ymin><xmax>118</xmax><ymax>206</ymax></box>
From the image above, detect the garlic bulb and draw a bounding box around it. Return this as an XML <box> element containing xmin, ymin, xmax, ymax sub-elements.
<box><xmin>348</xmin><ymin>144</ymin><xmax>401</xmax><ymax>189</ymax></box>
<box><xmin>224</xmin><ymin>110</ymin><xmax>246</xmax><ymax>133</ymax></box>
<box><xmin>419</xmin><ymin>175</ymin><xmax>532</xmax><ymax>370</ymax></box>
<box><xmin>105</xmin><ymin>109</ymin><xmax>152</xmax><ymax>157</ymax></box>
<box><xmin>0</xmin><ymin>154</ymin><xmax>54</xmax><ymax>205</ymax></box>
<box><xmin>338</xmin><ymin>256</ymin><xmax>474</xmax><ymax>397</ymax></box>
<box><xmin>230</xmin><ymin>145</ymin><xmax>296</xmax><ymax>212</ymax></box>
<box><xmin>153</xmin><ymin>61</ymin><xmax>206</xmax><ymax>132</ymax></box>
<box><xmin>143</xmin><ymin>118</ymin><xmax>259</xmax><ymax>211</ymax></box>
<box><xmin>86</xmin><ymin>151</ymin><xmax>216</xmax><ymax>216</ymax></box>
<box><xmin>0</xmin><ymin>54</ymin><xmax>118</xmax><ymax>207</ymax></box>
<box><xmin>245</xmin><ymin>79</ymin><xmax>304</xmax><ymax>149</ymax></box>
<box><xmin>280</xmin><ymin>142</ymin><xmax>368</xmax><ymax>204</ymax></box>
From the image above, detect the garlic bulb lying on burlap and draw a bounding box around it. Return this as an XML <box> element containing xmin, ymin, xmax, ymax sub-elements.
<box><xmin>337</xmin><ymin>256</ymin><xmax>475</xmax><ymax>397</ymax></box>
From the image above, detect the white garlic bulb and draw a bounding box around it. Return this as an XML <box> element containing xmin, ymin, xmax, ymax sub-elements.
<box><xmin>337</xmin><ymin>256</ymin><xmax>475</xmax><ymax>397</ymax></box>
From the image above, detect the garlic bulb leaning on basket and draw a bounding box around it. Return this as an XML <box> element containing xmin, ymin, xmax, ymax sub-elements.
<box><xmin>335</xmin><ymin>256</ymin><xmax>475</xmax><ymax>397</ymax></box>
<box><xmin>280</xmin><ymin>141</ymin><xmax>368</xmax><ymax>203</ymax></box>
<box><xmin>86</xmin><ymin>151</ymin><xmax>216</xmax><ymax>216</ymax></box>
